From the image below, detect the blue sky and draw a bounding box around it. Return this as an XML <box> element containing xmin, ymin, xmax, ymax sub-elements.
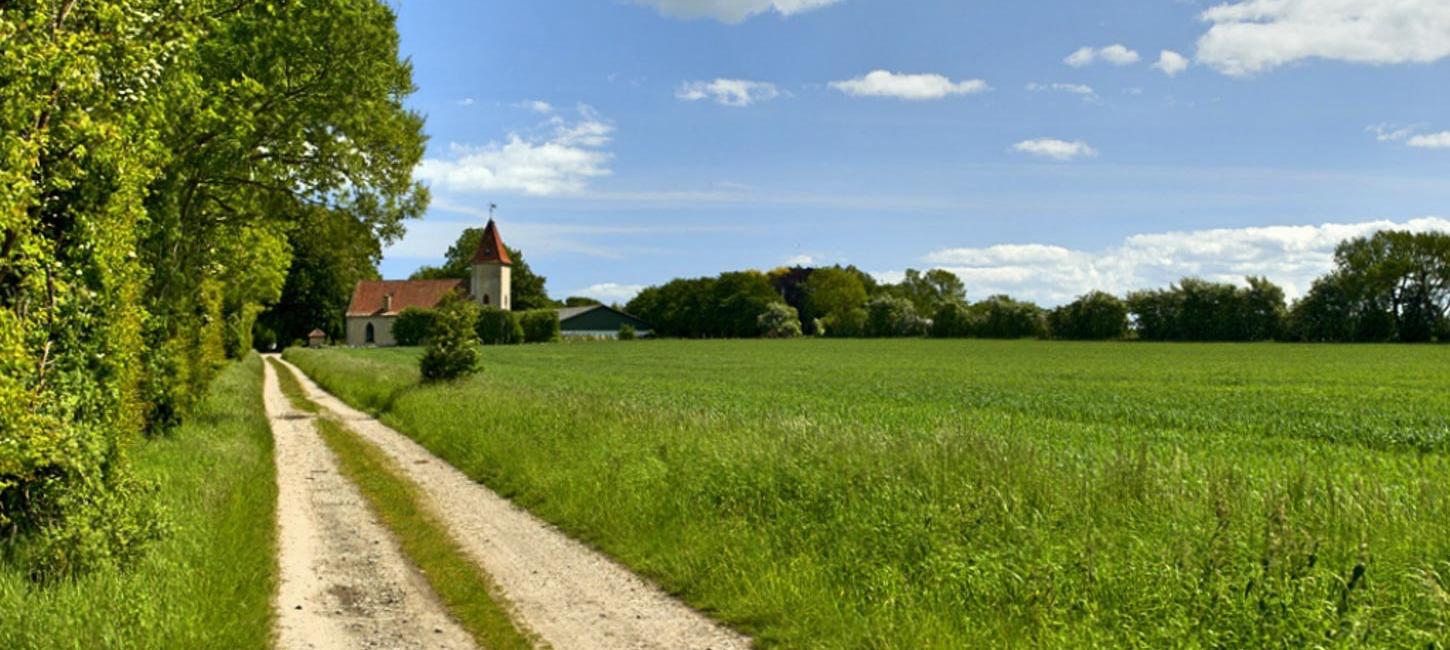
<box><xmin>382</xmin><ymin>0</ymin><xmax>1450</xmax><ymax>305</ymax></box>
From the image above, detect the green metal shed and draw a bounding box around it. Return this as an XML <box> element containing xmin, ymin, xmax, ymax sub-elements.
<box><xmin>555</xmin><ymin>305</ymin><xmax>653</xmax><ymax>338</ymax></box>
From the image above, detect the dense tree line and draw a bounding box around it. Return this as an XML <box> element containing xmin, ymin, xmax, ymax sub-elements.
<box><xmin>624</xmin><ymin>229</ymin><xmax>1448</xmax><ymax>344</ymax></box>
<box><xmin>2</xmin><ymin>0</ymin><xmax>423</xmax><ymax>577</ymax></box>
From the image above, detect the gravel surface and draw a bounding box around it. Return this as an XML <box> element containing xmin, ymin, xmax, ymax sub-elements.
<box><xmin>275</xmin><ymin>357</ymin><xmax>752</xmax><ymax>650</ymax></box>
<box><xmin>265</xmin><ymin>359</ymin><xmax>477</xmax><ymax>650</ymax></box>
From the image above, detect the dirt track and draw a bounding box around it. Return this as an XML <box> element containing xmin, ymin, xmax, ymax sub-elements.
<box><xmin>272</xmin><ymin>356</ymin><xmax>751</xmax><ymax>650</ymax></box>
<box><xmin>264</xmin><ymin>359</ymin><xmax>477</xmax><ymax>650</ymax></box>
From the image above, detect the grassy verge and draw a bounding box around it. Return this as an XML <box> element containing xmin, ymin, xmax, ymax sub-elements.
<box><xmin>284</xmin><ymin>341</ymin><xmax>1450</xmax><ymax>648</ymax></box>
<box><xmin>0</xmin><ymin>354</ymin><xmax>277</xmax><ymax>650</ymax></box>
<box><xmin>267</xmin><ymin>358</ymin><xmax>533</xmax><ymax>650</ymax></box>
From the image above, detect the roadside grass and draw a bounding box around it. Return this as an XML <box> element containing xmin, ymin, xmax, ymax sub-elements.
<box><xmin>267</xmin><ymin>358</ymin><xmax>534</xmax><ymax>650</ymax></box>
<box><xmin>0</xmin><ymin>354</ymin><xmax>277</xmax><ymax>650</ymax></box>
<box><xmin>285</xmin><ymin>341</ymin><xmax>1450</xmax><ymax>648</ymax></box>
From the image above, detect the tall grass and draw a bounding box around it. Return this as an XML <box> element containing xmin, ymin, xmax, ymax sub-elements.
<box><xmin>0</xmin><ymin>355</ymin><xmax>277</xmax><ymax>650</ymax></box>
<box><xmin>286</xmin><ymin>341</ymin><xmax>1450</xmax><ymax>648</ymax></box>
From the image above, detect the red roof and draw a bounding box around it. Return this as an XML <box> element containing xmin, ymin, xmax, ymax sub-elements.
<box><xmin>346</xmin><ymin>279</ymin><xmax>465</xmax><ymax>317</ymax></box>
<box><xmin>471</xmin><ymin>219</ymin><xmax>513</xmax><ymax>266</ymax></box>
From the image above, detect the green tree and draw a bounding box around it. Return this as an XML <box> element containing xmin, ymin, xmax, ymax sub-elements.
<box><xmin>564</xmin><ymin>296</ymin><xmax>603</xmax><ymax>307</ymax></box>
<box><xmin>971</xmin><ymin>295</ymin><xmax>1048</xmax><ymax>339</ymax></box>
<box><xmin>0</xmin><ymin>0</ymin><xmax>188</xmax><ymax>577</ymax></box>
<box><xmin>758</xmin><ymin>302</ymin><xmax>804</xmax><ymax>338</ymax></box>
<box><xmin>888</xmin><ymin>269</ymin><xmax>967</xmax><ymax>315</ymax></box>
<box><xmin>258</xmin><ymin>207</ymin><xmax>383</xmax><ymax>346</ymax></box>
<box><xmin>1049</xmin><ymin>291</ymin><xmax>1130</xmax><ymax>340</ymax></box>
<box><xmin>392</xmin><ymin>307</ymin><xmax>439</xmax><ymax>346</ymax></box>
<box><xmin>420</xmin><ymin>298</ymin><xmax>481</xmax><ymax>381</ymax></box>
<box><xmin>140</xmin><ymin>0</ymin><xmax>427</xmax><ymax>429</ymax></box>
<box><xmin>476</xmin><ymin>308</ymin><xmax>525</xmax><ymax>345</ymax></box>
<box><xmin>804</xmin><ymin>267</ymin><xmax>869</xmax><ymax>326</ymax></box>
<box><xmin>866</xmin><ymin>296</ymin><xmax>927</xmax><ymax>338</ymax></box>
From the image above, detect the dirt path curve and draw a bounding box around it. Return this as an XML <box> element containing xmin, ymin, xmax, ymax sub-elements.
<box><xmin>274</xmin><ymin>357</ymin><xmax>752</xmax><ymax>650</ymax></box>
<box><xmin>263</xmin><ymin>358</ymin><xmax>477</xmax><ymax>650</ymax></box>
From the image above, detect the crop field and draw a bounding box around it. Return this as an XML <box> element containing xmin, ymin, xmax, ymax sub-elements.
<box><xmin>285</xmin><ymin>340</ymin><xmax>1450</xmax><ymax>648</ymax></box>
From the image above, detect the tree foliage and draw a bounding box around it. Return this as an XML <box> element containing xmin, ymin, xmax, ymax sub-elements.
<box><xmin>1049</xmin><ymin>292</ymin><xmax>1129</xmax><ymax>341</ymax></box>
<box><xmin>627</xmin><ymin>271</ymin><xmax>779</xmax><ymax>338</ymax></box>
<box><xmin>419</xmin><ymin>298</ymin><xmax>481</xmax><ymax>382</ymax></box>
<box><xmin>758</xmin><ymin>302</ymin><xmax>804</xmax><ymax>338</ymax></box>
<box><xmin>1</xmin><ymin>0</ymin><xmax>424</xmax><ymax>577</ymax></box>
<box><xmin>476</xmin><ymin>308</ymin><xmax>524</xmax><ymax>345</ymax></box>
<box><xmin>1288</xmin><ymin>231</ymin><xmax>1450</xmax><ymax>342</ymax></box>
<box><xmin>970</xmin><ymin>295</ymin><xmax>1048</xmax><ymax>340</ymax></box>
<box><xmin>391</xmin><ymin>307</ymin><xmax>439</xmax><ymax>346</ymax></box>
<box><xmin>520</xmin><ymin>310</ymin><xmax>562</xmax><ymax>344</ymax></box>
<box><xmin>1128</xmin><ymin>277</ymin><xmax>1287</xmax><ymax>342</ymax></box>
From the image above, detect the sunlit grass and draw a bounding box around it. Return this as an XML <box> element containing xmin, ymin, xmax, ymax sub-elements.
<box><xmin>286</xmin><ymin>340</ymin><xmax>1450</xmax><ymax>648</ymax></box>
<box><xmin>0</xmin><ymin>354</ymin><xmax>277</xmax><ymax>650</ymax></box>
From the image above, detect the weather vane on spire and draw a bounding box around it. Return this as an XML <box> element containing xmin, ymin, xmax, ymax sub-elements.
<box><xmin>489</xmin><ymin>203</ymin><xmax>498</xmax><ymax>221</ymax></box>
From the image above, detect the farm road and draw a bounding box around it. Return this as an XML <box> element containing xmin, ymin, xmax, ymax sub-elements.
<box><xmin>272</xmin><ymin>357</ymin><xmax>751</xmax><ymax>650</ymax></box>
<box><xmin>264</xmin><ymin>359</ymin><xmax>477</xmax><ymax>650</ymax></box>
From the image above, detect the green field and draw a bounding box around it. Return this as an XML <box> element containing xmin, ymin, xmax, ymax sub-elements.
<box><xmin>286</xmin><ymin>340</ymin><xmax>1450</xmax><ymax>648</ymax></box>
<box><xmin>0</xmin><ymin>355</ymin><xmax>277</xmax><ymax>650</ymax></box>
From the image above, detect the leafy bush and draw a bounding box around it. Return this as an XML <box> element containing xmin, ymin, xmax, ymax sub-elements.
<box><xmin>866</xmin><ymin>296</ymin><xmax>928</xmax><ymax>338</ymax></box>
<box><xmin>618</xmin><ymin>324</ymin><xmax>638</xmax><ymax>341</ymax></box>
<box><xmin>758</xmin><ymin>302</ymin><xmax>804</xmax><ymax>338</ymax></box>
<box><xmin>822</xmin><ymin>308</ymin><xmax>868</xmax><ymax>338</ymax></box>
<box><xmin>930</xmin><ymin>302</ymin><xmax>975</xmax><ymax>338</ymax></box>
<box><xmin>521</xmin><ymin>310</ymin><xmax>561</xmax><ymax>344</ymax></box>
<box><xmin>420</xmin><ymin>300</ymin><xmax>481</xmax><ymax>382</ymax></box>
<box><xmin>476</xmin><ymin>308</ymin><xmax>525</xmax><ymax>345</ymax></box>
<box><xmin>970</xmin><ymin>295</ymin><xmax>1048</xmax><ymax>339</ymax></box>
<box><xmin>1049</xmin><ymin>291</ymin><xmax>1129</xmax><ymax>340</ymax></box>
<box><xmin>393</xmin><ymin>307</ymin><xmax>440</xmax><ymax>346</ymax></box>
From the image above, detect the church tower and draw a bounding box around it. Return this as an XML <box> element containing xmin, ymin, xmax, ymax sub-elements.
<box><xmin>470</xmin><ymin>219</ymin><xmax>513</xmax><ymax>310</ymax></box>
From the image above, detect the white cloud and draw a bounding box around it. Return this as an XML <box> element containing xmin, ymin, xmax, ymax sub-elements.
<box><xmin>1408</xmin><ymin>132</ymin><xmax>1450</xmax><ymax>149</ymax></box>
<box><xmin>785</xmin><ymin>254</ymin><xmax>816</xmax><ymax>266</ymax></box>
<box><xmin>415</xmin><ymin>107</ymin><xmax>614</xmax><ymax>196</ymax></box>
<box><xmin>1154</xmin><ymin>50</ymin><xmax>1191</xmax><ymax>76</ymax></box>
<box><xmin>1196</xmin><ymin>0</ymin><xmax>1450</xmax><ymax>76</ymax></box>
<box><xmin>573</xmin><ymin>283</ymin><xmax>648</xmax><ymax>302</ymax></box>
<box><xmin>1065</xmin><ymin>44</ymin><xmax>1141</xmax><ymax>67</ymax></box>
<box><xmin>1026</xmin><ymin>82</ymin><xmax>1098</xmax><ymax>101</ymax></box>
<box><xmin>519</xmin><ymin>100</ymin><xmax>554</xmax><ymax>114</ymax></box>
<box><xmin>457</xmin><ymin>98</ymin><xmax>476</xmax><ymax>107</ymax></box>
<box><xmin>676</xmin><ymin>79</ymin><xmax>783</xmax><ymax>107</ymax></box>
<box><xmin>1368</xmin><ymin>124</ymin><xmax>1450</xmax><ymax>149</ymax></box>
<box><xmin>634</xmin><ymin>0</ymin><xmax>843</xmax><ymax>23</ymax></box>
<box><xmin>830</xmin><ymin>70</ymin><xmax>991</xmax><ymax>100</ymax></box>
<box><xmin>1012</xmin><ymin>138</ymin><xmax>1099</xmax><ymax>161</ymax></box>
<box><xmin>920</xmin><ymin>217</ymin><xmax>1450</xmax><ymax>305</ymax></box>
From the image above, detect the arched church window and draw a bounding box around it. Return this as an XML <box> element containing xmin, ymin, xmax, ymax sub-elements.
<box><xmin>483</xmin><ymin>294</ymin><xmax>491</xmax><ymax>305</ymax></box>
<box><xmin>365</xmin><ymin>323</ymin><xmax>375</xmax><ymax>344</ymax></box>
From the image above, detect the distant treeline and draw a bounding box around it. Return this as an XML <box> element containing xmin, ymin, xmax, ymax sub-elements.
<box><xmin>626</xmin><ymin>230</ymin><xmax>1450</xmax><ymax>343</ymax></box>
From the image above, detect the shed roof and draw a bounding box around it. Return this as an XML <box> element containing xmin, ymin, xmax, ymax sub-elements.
<box><xmin>346</xmin><ymin>279</ymin><xmax>465</xmax><ymax>317</ymax></box>
<box><xmin>556</xmin><ymin>304</ymin><xmax>653</xmax><ymax>331</ymax></box>
<box><xmin>308</xmin><ymin>329</ymin><xmax>327</xmax><ymax>338</ymax></box>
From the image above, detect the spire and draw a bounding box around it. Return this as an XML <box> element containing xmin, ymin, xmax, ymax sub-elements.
<box><xmin>471</xmin><ymin>218</ymin><xmax>513</xmax><ymax>266</ymax></box>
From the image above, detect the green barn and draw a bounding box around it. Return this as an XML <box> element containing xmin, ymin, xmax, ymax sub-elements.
<box><xmin>556</xmin><ymin>305</ymin><xmax>653</xmax><ymax>339</ymax></box>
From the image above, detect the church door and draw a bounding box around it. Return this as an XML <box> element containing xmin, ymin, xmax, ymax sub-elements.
<box><xmin>365</xmin><ymin>323</ymin><xmax>375</xmax><ymax>344</ymax></box>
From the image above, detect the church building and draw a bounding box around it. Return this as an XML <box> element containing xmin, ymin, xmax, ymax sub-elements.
<box><xmin>344</xmin><ymin>218</ymin><xmax>513</xmax><ymax>347</ymax></box>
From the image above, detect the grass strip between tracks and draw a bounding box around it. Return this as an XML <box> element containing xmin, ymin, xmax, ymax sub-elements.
<box><xmin>268</xmin><ymin>357</ymin><xmax>535</xmax><ymax>650</ymax></box>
